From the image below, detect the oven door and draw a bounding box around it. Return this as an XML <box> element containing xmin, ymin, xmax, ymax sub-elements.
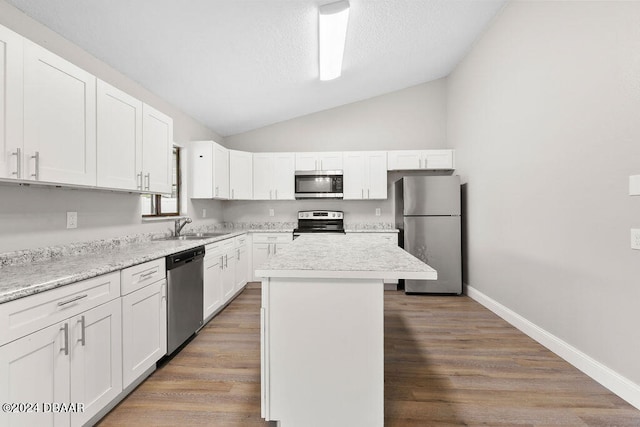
<box><xmin>294</xmin><ymin>171</ymin><xmax>343</xmax><ymax>199</ymax></box>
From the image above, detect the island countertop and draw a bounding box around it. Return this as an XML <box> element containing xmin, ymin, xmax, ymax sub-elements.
<box><xmin>255</xmin><ymin>233</ymin><xmax>436</xmax><ymax>280</ymax></box>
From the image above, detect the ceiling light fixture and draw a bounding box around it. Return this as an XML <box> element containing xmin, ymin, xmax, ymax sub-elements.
<box><xmin>318</xmin><ymin>0</ymin><xmax>350</xmax><ymax>81</ymax></box>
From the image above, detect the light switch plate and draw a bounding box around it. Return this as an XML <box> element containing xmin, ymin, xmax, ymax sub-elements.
<box><xmin>269</xmin><ymin>209</ymin><xmax>275</xmax><ymax>217</ymax></box>
<box><xmin>375</xmin><ymin>208</ymin><xmax>381</xmax><ymax>216</ymax></box>
<box><xmin>66</xmin><ymin>212</ymin><xmax>78</xmax><ymax>229</ymax></box>
<box><xmin>202</xmin><ymin>209</ymin><xmax>207</xmax><ymax>218</ymax></box>
<box><xmin>630</xmin><ymin>175</ymin><xmax>640</xmax><ymax>196</ymax></box>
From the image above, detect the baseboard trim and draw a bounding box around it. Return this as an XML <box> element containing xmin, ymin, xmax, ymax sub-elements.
<box><xmin>466</xmin><ymin>285</ymin><xmax>640</xmax><ymax>410</ymax></box>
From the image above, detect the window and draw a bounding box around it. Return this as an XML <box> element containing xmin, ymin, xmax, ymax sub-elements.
<box><xmin>141</xmin><ymin>146</ymin><xmax>181</xmax><ymax>217</ymax></box>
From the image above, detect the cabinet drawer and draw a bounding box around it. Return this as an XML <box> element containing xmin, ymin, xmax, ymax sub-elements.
<box><xmin>121</xmin><ymin>258</ymin><xmax>165</xmax><ymax>296</ymax></box>
<box><xmin>205</xmin><ymin>237</ymin><xmax>234</xmax><ymax>254</ymax></box>
<box><xmin>0</xmin><ymin>271</ymin><xmax>120</xmax><ymax>346</ymax></box>
<box><xmin>252</xmin><ymin>233</ymin><xmax>293</xmax><ymax>244</ymax></box>
<box><xmin>235</xmin><ymin>234</ymin><xmax>248</xmax><ymax>248</ymax></box>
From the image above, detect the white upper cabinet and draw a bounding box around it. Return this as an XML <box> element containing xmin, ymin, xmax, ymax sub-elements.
<box><xmin>142</xmin><ymin>104</ymin><xmax>173</xmax><ymax>194</ymax></box>
<box><xmin>96</xmin><ymin>80</ymin><xmax>143</xmax><ymax>190</ymax></box>
<box><xmin>253</xmin><ymin>152</ymin><xmax>295</xmax><ymax>200</ymax></box>
<box><xmin>387</xmin><ymin>149</ymin><xmax>454</xmax><ymax>171</ymax></box>
<box><xmin>343</xmin><ymin>151</ymin><xmax>387</xmax><ymax>200</ymax></box>
<box><xmin>0</xmin><ymin>24</ymin><xmax>23</xmax><ymax>180</ymax></box>
<box><xmin>190</xmin><ymin>140</ymin><xmax>229</xmax><ymax>199</ymax></box>
<box><xmin>295</xmin><ymin>152</ymin><xmax>343</xmax><ymax>171</ymax></box>
<box><xmin>23</xmin><ymin>41</ymin><xmax>97</xmax><ymax>186</ymax></box>
<box><xmin>229</xmin><ymin>149</ymin><xmax>253</xmax><ymax>200</ymax></box>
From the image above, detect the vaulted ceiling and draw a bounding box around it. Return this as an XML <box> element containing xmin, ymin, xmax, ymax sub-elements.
<box><xmin>7</xmin><ymin>0</ymin><xmax>506</xmax><ymax>136</ymax></box>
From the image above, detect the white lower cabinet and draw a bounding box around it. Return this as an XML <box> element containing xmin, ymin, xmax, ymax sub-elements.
<box><xmin>121</xmin><ymin>279</ymin><xmax>166</xmax><ymax>389</ymax></box>
<box><xmin>234</xmin><ymin>236</ymin><xmax>249</xmax><ymax>292</ymax></box>
<box><xmin>252</xmin><ymin>233</ymin><xmax>292</xmax><ymax>281</ymax></box>
<box><xmin>203</xmin><ymin>250</ymin><xmax>224</xmax><ymax>321</ymax></box>
<box><xmin>0</xmin><ymin>272</ymin><xmax>122</xmax><ymax>427</ymax></box>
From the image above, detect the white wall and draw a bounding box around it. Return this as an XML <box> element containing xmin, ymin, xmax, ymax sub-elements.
<box><xmin>225</xmin><ymin>79</ymin><xmax>447</xmax><ymax>152</ymax></box>
<box><xmin>223</xmin><ymin>80</ymin><xmax>448</xmax><ymax>223</ymax></box>
<box><xmin>0</xmin><ymin>1</ymin><xmax>224</xmax><ymax>252</ymax></box>
<box><xmin>447</xmin><ymin>0</ymin><xmax>640</xmax><ymax>389</ymax></box>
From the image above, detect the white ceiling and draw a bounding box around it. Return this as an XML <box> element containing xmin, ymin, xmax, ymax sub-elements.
<box><xmin>7</xmin><ymin>0</ymin><xmax>506</xmax><ymax>137</ymax></box>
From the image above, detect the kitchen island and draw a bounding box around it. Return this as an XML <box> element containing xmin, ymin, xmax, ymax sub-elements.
<box><xmin>255</xmin><ymin>234</ymin><xmax>436</xmax><ymax>427</ymax></box>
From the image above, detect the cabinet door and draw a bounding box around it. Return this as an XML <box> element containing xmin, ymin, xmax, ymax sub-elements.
<box><xmin>386</xmin><ymin>150</ymin><xmax>422</xmax><ymax>170</ymax></box>
<box><xmin>222</xmin><ymin>252</ymin><xmax>236</xmax><ymax>301</ymax></box>
<box><xmin>294</xmin><ymin>153</ymin><xmax>318</xmax><ymax>171</ymax></box>
<box><xmin>252</xmin><ymin>243</ymin><xmax>270</xmax><ymax>281</ymax></box>
<box><xmin>121</xmin><ymin>280</ymin><xmax>167</xmax><ymax>389</ymax></box>
<box><xmin>213</xmin><ymin>142</ymin><xmax>229</xmax><ymax>199</ymax></box>
<box><xmin>203</xmin><ymin>254</ymin><xmax>224</xmax><ymax>320</ymax></box>
<box><xmin>190</xmin><ymin>141</ymin><xmax>214</xmax><ymax>198</ymax></box>
<box><xmin>0</xmin><ymin>322</ymin><xmax>70</xmax><ymax>427</ymax></box>
<box><xmin>234</xmin><ymin>245</ymin><xmax>248</xmax><ymax>292</ymax></box>
<box><xmin>23</xmin><ymin>41</ymin><xmax>97</xmax><ymax>186</ymax></box>
<box><xmin>317</xmin><ymin>152</ymin><xmax>343</xmax><ymax>171</ymax></box>
<box><xmin>272</xmin><ymin>153</ymin><xmax>295</xmax><ymax>200</ymax></box>
<box><xmin>96</xmin><ymin>80</ymin><xmax>143</xmax><ymax>190</ymax></box>
<box><xmin>342</xmin><ymin>152</ymin><xmax>366</xmax><ymax>200</ymax></box>
<box><xmin>252</xmin><ymin>153</ymin><xmax>273</xmax><ymax>200</ymax></box>
<box><xmin>0</xmin><ymin>24</ymin><xmax>23</xmax><ymax>180</ymax></box>
<box><xmin>366</xmin><ymin>152</ymin><xmax>388</xmax><ymax>199</ymax></box>
<box><xmin>229</xmin><ymin>150</ymin><xmax>253</xmax><ymax>200</ymax></box>
<box><xmin>69</xmin><ymin>298</ymin><xmax>122</xmax><ymax>427</ymax></box>
<box><xmin>142</xmin><ymin>104</ymin><xmax>173</xmax><ymax>194</ymax></box>
<box><xmin>424</xmin><ymin>149</ymin><xmax>454</xmax><ymax>170</ymax></box>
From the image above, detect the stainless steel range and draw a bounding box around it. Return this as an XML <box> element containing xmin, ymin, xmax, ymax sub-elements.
<box><xmin>293</xmin><ymin>210</ymin><xmax>345</xmax><ymax>239</ymax></box>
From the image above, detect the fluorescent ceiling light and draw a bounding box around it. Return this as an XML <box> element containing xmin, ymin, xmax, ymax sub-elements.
<box><xmin>318</xmin><ymin>0</ymin><xmax>350</xmax><ymax>81</ymax></box>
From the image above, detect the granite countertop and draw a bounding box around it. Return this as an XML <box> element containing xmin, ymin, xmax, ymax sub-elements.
<box><xmin>255</xmin><ymin>233</ymin><xmax>436</xmax><ymax>281</ymax></box>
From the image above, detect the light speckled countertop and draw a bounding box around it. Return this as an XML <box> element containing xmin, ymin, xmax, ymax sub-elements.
<box><xmin>0</xmin><ymin>223</ymin><xmax>400</xmax><ymax>304</ymax></box>
<box><xmin>255</xmin><ymin>233</ymin><xmax>435</xmax><ymax>280</ymax></box>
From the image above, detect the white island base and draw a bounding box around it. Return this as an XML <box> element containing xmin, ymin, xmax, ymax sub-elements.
<box><xmin>261</xmin><ymin>277</ymin><xmax>384</xmax><ymax>427</ymax></box>
<box><xmin>257</xmin><ymin>234</ymin><xmax>437</xmax><ymax>427</ymax></box>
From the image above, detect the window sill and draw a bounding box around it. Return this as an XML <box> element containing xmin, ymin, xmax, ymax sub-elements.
<box><xmin>142</xmin><ymin>215</ymin><xmax>189</xmax><ymax>223</ymax></box>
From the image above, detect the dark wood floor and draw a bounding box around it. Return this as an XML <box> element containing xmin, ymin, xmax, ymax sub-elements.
<box><xmin>99</xmin><ymin>283</ymin><xmax>640</xmax><ymax>426</ymax></box>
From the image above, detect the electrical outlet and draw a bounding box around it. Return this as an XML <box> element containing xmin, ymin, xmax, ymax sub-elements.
<box><xmin>66</xmin><ymin>212</ymin><xmax>78</xmax><ymax>229</ymax></box>
<box><xmin>375</xmin><ymin>208</ymin><xmax>381</xmax><ymax>216</ymax></box>
<box><xmin>632</xmin><ymin>229</ymin><xmax>640</xmax><ymax>250</ymax></box>
<box><xmin>630</xmin><ymin>175</ymin><xmax>640</xmax><ymax>196</ymax></box>
<box><xmin>202</xmin><ymin>208</ymin><xmax>207</xmax><ymax>218</ymax></box>
<box><xmin>269</xmin><ymin>208</ymin><xmax>275</xmax><ymax>217</ymax></box>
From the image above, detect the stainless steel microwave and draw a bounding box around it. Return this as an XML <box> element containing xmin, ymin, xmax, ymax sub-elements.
<box><xmin>294</xmin><ymin>170</ymin><xmax>343</xmax><ymax>199</ymax></box>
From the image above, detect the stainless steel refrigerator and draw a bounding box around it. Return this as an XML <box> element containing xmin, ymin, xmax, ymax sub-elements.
<box><xmin>394</xmin><ymin>176</ymin><xmax>462</xmax><ymax>294</ymax></box>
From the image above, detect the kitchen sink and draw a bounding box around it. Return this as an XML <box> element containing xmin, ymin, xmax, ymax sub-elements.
<box><xmin>152</xmin><ymin>232</ymin><xmax>230</xmax><ymax>241</ymax></box>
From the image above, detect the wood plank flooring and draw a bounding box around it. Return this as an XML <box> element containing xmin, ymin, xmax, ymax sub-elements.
<box><xmin>98</xmin><ymin>283</ymin><xmax>640</xmax><ymax>426</ymax></box>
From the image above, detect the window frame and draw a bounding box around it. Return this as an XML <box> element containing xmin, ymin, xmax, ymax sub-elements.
<box><xmin>142</xmin><ymin>146</ymin><xmax>181</xmax><ymax>218</ymax></box>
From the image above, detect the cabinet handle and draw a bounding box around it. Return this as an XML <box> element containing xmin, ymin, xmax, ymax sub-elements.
<box><xmin>267</xmin><ymin>244</ymin><xmax>271</xmax><ymax>256</ymax></box>
<box><xmin>137</xmin><ymin>172</ymin><xmax>143</xmax><ymax>190</ymax></box>
<box><xmin>57</xmin><ymin>294</ymin><xmax>88</xmax><ymax>307</ymax></box>
<box><xmin>215</xmin><ymin>186</ymin><xmax>219</xmax><ymax>197</ymax></box>
<box><xmin>237</xmin><ymin>248</ymin><xmax>240</xmax><ymax>260</ymax></box>
<box><xmin>232</xmin><ymin>189</ymin><xmax>235</xmax><ymax>199</ymax></box>
<box><xmin>31</xmin><ymin>151</ymin><xmax>40</xmax><ymax>180</ymax></box>
<box><xmin>144</xmin><ymin>173</ymin><xmax>150</xmax><ymax>191</ymax></box>
<box><xmin>220</xmin><ymin>255</ymin><xmax>224</xmax><ymax>270</ymax></box>
<box><xmin>274</xmin><ymin>244</ymin><xmax>277</xmax><ymax>255</ymax></box>
<box><xmin>139</xmin><ymin>270</ymin><xmax>155</xmax><ymax>280</ymax></box>
<box><xmin>78</xmin><ymin>315</ymin><xmax>86</xmax><ymax>346</ymax></box>
<box><xmin>60</xmin><ymin>323</ymin><xmax>69</xmax><ymax>356</ymax></box>
<box><xmin>11</xmin><ymin>148</ymin><xmax>21</xmax><ymax>178</ymax></box>
<box><xmin>367</xmin><ymin>189</ymin><xmax>370</xmax><ymax>199</ymax></box>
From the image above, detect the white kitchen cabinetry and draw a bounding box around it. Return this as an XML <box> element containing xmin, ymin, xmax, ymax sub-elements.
<box><xmin>234</xmin><ymin>235</ymin><xmax>249</xmax><ymax>292</ymax></box>
<box><xmin>295</xmin><ymin>152</ymin><xmax>343</xmax><ymax>171</ymax></box>
<box><xmin>387</xmin><ymin>149</ymin><xmax>454</xmax><ymax>171</ymax></box>
<box><xmin>229</xmin><ymin>150</ymin><xmax>253</xmax><ymax>200</ymax></box>
<box><xmin>204</xmin><ymin>237</ymin><xmax>239</xmax><ymax>320</ymax></box>
<box><xmin>343</xmin><ymin>151</ymin><xmax>387</xmax><ymax>200</ymax></box>
<box><xmin>190</xmin><ymin>141</ymin><xmax>229</xmax><ymax>199</ymax></box>
<box><xmin>23</xmin><ymin>41</ymin><xmax>97</xmax><ymax>186</ymax></box>
<box><xmin>0</xmin><ymin>272</ymin><xmax>122</xmax><ymax>427</ymax></box>
<box><xmin>120</xmin><ymin>259</ymin><xmax>167</xmax><ymax>389</ymax></box>
<box><xmin>252</xmin><ymin>233</ymin><xmax>293</xmax><ymax>281</ymax></box>
<box><xmin>97</xmin><ymin>80</ymin><xmax>143</xmax><ymax>190</ymax></box>
<box><xmin>0</xmin><ymin>24</ymin><xmax>24</xmax><ymax>180</ymax></box>
<box><xmin>253</xmin><ymin>152</ymin><xmax>295</xmax><ymax>200</ymax></box>
<box><xmin>141</xmin><ymin>104</ymin><xmax>173</xmax><ymax>194</ymax></box>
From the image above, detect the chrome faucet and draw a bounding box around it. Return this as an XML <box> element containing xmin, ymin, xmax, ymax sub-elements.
<box><xmin>174</xmin><ymin>217</ymin><xmax>192</xmax><ymax>236</ymax></box>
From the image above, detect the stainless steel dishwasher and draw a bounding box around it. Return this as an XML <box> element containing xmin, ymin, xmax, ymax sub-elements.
<box><xmin>166</xmin><ymin>245</ymin><xmax>205</xmax><ymax>355</ymax></box>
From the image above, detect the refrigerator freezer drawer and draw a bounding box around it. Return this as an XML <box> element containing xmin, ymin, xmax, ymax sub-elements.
<box><xmin>403</xmin><ymin>216</ymin><xmax>462</xmax><ymax>294</ymax></box>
